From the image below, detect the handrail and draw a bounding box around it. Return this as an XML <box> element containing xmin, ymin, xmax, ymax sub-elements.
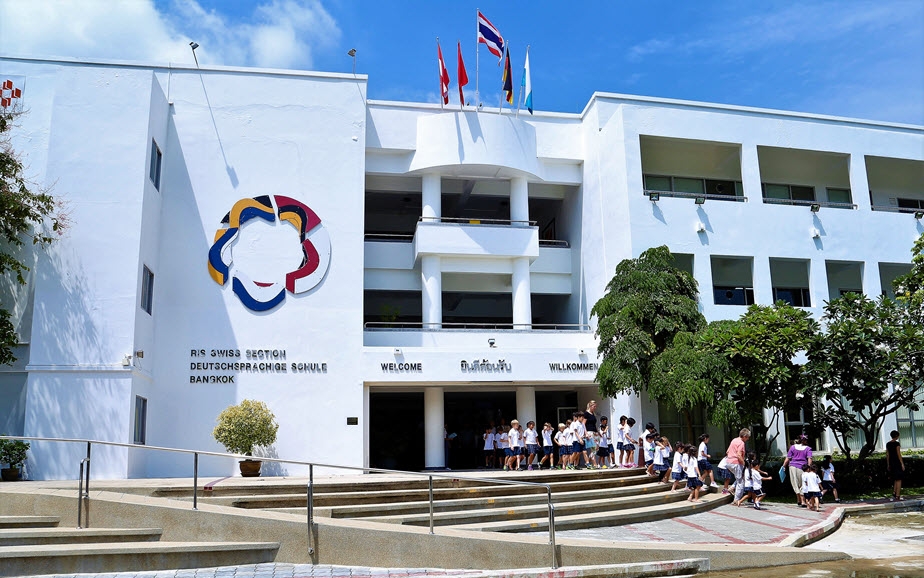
<box><xmin>419</xmin><ymin>216</ymin><xmax>538</xmax><ymax>226</ymax></box>
<box><xmin>0</xmin><ymin>435</ymin><xmax>559</xmax><ymax>569</ymax></box>
<box><xmin>363</xmin><ymin>233</ymin><xmax>415</xmax><ymax>242</ymax></box>
<box><xmin>644</xmin><ymin>190</ymin><xmax>748</xmax><ymax>203</ymax></box>
<box><xmin>871</xmin><ymin>204</ymin><xmax>924</xmax><ymax>214</ymax></box>
<box><xmin>762</xmin><ymin>197</ymin><xmax>857</xmax><ymax>210</ymax></box>
<box><xmin>364</xmin><ymin>321</ymin><xmax>591</xmax><ymax>331</ymax></box>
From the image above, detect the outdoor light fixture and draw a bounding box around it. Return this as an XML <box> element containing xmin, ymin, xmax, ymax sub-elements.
<box><xmin>347</xmin><ymin>48</ymin><xmax>357</xmax><ymax>74</ymax></box>
<box><xmin>915</xmin><ymin>211</ymin><xmax>924</xmax><ymax>220</ymax></box>
<box><xmin>189</xmin><ymin>41</ymin><xmax>200</xmax><ymax>68</ymax></box>
<box><xmin>393</xmin><ymin>348</ymin><xmax>402</xmax><ymax>356</ymax></box>
<box><xmin>135</xmin><ymin>350</ymin><xmax>144</xmax><ymax>358</ymax></box>
<box><xmin>694</xmin><ymin>196</ymin><xmax>706</xmax><ymax>205</ymax></box>
<box><xmin>579</xmin><ymin>349</ymin><xmax>586</xmax><ymax>356</ymax></box>
<box><xmin>488</xmin><ymin>338</ymin><xmax>496</xmax><ymax>347</ymax></box>
<box><xmin>810</xmin><ymin>203</ymin><xmax>821</xmax><ymax>212</ymax></box>
<box><xmin>811</xmin><ymin>227</ymin><xmax>821</xmax><ymax>239</ymax></box>
<box><xmin>648</xmin><ymin>192</ymin><xmax>660</xmax><ymax>202</ymax></box>
<box><xmin>695</xmin><ymin>222</ymin><xmax>706</xmax><ymax>233</ymax></box>
<box><xmin>122</xmin><ymin>355</ymin><xmax>132</xmax><ymax>367</ymax></box>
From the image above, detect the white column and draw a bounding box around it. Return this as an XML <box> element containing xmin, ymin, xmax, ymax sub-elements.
<box><xmin>424</xmin><ymin>387</ymin><xmax>445</xmax><ymax>469</ymax></box>
<box><xmin>510</xmin><ymin>176</ymin><xmax>529</xmax><ymax>225</ymax></box>
<box><xmin>847</xmin><ymin>153</ymin><xmax>871</xmax><ymax>210</ymax></box>
<box><xmin>740</xmin><ymin>144</ymin><xmax>762</xmax><ymax>202</ymax></box>
<box><xmin>515</xmin><ymin>386</ymin><xmax>536</xmax><ymax>426</ymax></box>
<box><xmin>421</xmin><ymin>255</ymin><xmax>442</xmax><ymax>328</ymax></box>
<box><xmin>512</xmin><ymin>257</ymin><xmax>532</xmax><ymax>328</ymax></box>
<box><xmin>422</xmin><ymin>173</ymin><xmax>441</xmax><ymax>221</ymax></box>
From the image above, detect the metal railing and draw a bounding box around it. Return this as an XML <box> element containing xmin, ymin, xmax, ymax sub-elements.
<box><xmin>419</xmin><ymin>216</ymin><xmax>538</xmax><ymax>226</ymax></box>
<box><xmin>762</xmin><ymin>198</ymin><xmax>857</xmax><ymax>210</ymax></box>
<box><xmin>644</xmin><ymin>190</ymin><xmax>748</xmax><ymax>203</ymax></box>
<box><xmin>364</xmin><ymin>321</ymin><xmax>591</xmax><ymax>331</ymax></box>
<box><xmin>0</xmin><ymin>435</ymin><xmax>560</xmax><ymax>569</ymax></box>
<box><xmin>871</xmin><ymin>204</ymin><xmax>924</xmax><ymax>215</ymax></box>
<box><xmin>363</xmin><ymin>233</ymin><xmax>415</xmax><ymax>242</ymax></box>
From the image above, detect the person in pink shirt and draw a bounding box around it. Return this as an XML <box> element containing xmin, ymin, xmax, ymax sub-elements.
<box><xmin>724</xmin><ymin>428</ymin><xmax>751</xmax><ymax>501</ymax></box>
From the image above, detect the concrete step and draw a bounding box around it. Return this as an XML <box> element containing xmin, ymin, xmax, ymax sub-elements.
<box><xmin>364</xmin><ymin>485</ymin><xmax>700</xmax><ymax>527</ymax></box>
<box><xmin>451</xmin><ymin>491</ymin><xmax>732</xmax><ymax>532</ymax></box>
<box><xmin>0</xmin><ymin>541</ymin><xmax>280</xmax><ymax>576</ymax></box>
<box><xmin>152</xmin><ymin>467</ymin><xmax>647</xmax><ymax>498</ymax></box>
<box><xmin>315</xmin><ymin>480</ymin><xmax>673</xmax><ymax>519</ymax></box>
<box><xmin>0</xmin><ymin>527</ymin><xmax>163</xmax><ymax>546</ymax></box>
<box><xmin>0</xmin><ymin>516</ymin><xmax>60</xmax><ymax>529</ymax></box>
<box><xmin>198</xmin><ymin>472</ymin><xmax>656</xmax><ymax>509</ymax></box>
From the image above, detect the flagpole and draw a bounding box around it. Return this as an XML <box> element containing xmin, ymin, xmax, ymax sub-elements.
<box><xmin>498</xmin><ymin>42</ymin><xmax>507</xmax><ymax>115</ymax></box>
<box><xmin>516</xmin><ymin>45</ymin><xmax>528</xmax><ymax>118</ymax></box>
<box><xmin>475</xmin><ymin>8</ymin><xmax>480</xmax><ymax>110</ymax></box>
<box><xmin>437</xmin><ymin>37</ymin><xmax>443</xmax><ymax>110</ymax></box>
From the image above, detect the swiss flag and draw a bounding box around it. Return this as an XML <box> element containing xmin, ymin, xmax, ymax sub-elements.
<box><xmin>438</xmin><ymin>43</ymin><xmax>450</xmax><ymax>105</ymax></box>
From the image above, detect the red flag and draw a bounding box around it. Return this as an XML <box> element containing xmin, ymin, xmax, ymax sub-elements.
<box><xmin>457</xmin><ymin>42</ymin><xmax>469</xmax><ymax>106</ymax></box>
<box><xmin>438</xmin><ymin>42</ymin><xmax>450</xmax><ymax>105</ymax></box>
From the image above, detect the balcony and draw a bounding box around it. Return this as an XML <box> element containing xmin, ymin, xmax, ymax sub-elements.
<box><xmin>414</xmin><ymin>217</ymin><xmax>539</xmax><ymax>262</ymax></box>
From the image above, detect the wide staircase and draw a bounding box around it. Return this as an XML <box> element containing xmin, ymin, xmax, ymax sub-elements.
<box><xmin>155</xmin><ymin>466</ymin><xmax>730</xmax><ymax>533</ymax></box>
<box><xmin>0</xmin><ymin>514</ymin><xmax>279</xmax><ymax>576</ymax></box>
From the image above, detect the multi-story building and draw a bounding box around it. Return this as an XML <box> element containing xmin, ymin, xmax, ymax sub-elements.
<box><xmin>0</xmin><ymin>55</ymin><xmax>921</xmax><ymax>479</ymax></box>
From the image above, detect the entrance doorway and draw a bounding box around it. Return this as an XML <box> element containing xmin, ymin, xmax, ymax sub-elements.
<box><xmin>369</xmin><ymin>392</ymin><xmax>424</xmax><ymax>471</ymax></box>
<box><xmin>444</xmin><ymin>391</ymin><xmax>516</xmax><ymax>470</ymax></box>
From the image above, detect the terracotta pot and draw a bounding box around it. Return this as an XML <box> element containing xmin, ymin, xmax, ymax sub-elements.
<box><xmin>239</xmin><ymin>459</ymin><xmax>262</xmax><ymax>477</ymax></box>
<box><xmin>1</xmin><ymin>467</ymin><xmax>20</xmax><ymax>482</ymax></box>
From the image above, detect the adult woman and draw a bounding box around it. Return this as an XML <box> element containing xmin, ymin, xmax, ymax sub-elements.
<box><xmin>583</xmin><ymin>400</ymin><xmax>598</xmax><ymax>433</ymax></box>
<box><xmin>782</xmin><ymin>435</ymin><xmax>813</xmax><ymax>507</ymax></box>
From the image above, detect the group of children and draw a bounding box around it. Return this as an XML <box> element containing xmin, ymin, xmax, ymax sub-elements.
<box><xmin>795</xmin><ymin>455</ymin><xmax>841</xmax><ymax>511</ymax></box>
<box><xmin>483</xmin><ymin>414</ymin><xmax>645</xmax><ymax>471</ymax></box>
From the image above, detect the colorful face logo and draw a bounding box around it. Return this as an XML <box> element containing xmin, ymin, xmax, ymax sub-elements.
<box><xmin>208</xmin><ymin>195</ymin><xmax>331</xmax><ymax>311</ymax></box>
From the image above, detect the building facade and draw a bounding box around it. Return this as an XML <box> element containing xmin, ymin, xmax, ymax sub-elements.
<box><xmin>0</xmin><ymin>56</ymin><xmax>922</xmax><ymax>480</ymax></box>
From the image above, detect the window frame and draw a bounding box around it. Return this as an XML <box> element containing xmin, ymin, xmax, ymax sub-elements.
<box><xmin>761</xmin><ymin>182</ymin><xmax>817</xmax><ymax>202</ymax></box>
<box><xmin>644</xmin><ymin>174</ymin><xmax>744</xmax><ymax>198</ymax></box>
<box><xmin>133</xmin><ymin>395</ymin><xmax>148</xmax><ymax>445</ymax></box>
<box><xmin>141</xmin><ymin>265</ymin><xmax>154</xmax><ymax>315</ymax></box>
<box><xmin>149</xmin><ymin>139</ymin><xmax>162</xmax><ymax>191</ymax></box>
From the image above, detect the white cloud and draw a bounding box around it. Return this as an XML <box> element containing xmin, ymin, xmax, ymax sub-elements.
<box><xmin>0</xmin><ymin>0</ymin><xmax>340</xmax><ymax>70</ymax></box>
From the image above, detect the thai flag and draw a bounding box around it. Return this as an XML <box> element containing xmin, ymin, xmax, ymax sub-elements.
<box><xmin>477</xmin><ymin>11</ymin><xmax>504</xmax><ymax>61</ymax></box>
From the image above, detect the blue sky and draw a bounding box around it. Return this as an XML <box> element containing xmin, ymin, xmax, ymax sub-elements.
<box><xmin>2</xmin><ymin>1</ymin><xmax>922</xmax><ymax>124</ymax></box>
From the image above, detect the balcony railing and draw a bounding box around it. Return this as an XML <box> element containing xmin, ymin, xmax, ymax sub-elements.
<box><xmin>539</xmin><ymin>239</ymin><xmax>570</xmax><ymax>248</ymax></box>
<box><xmin>419</xmin><ymin>216</ymin><xmax>537</xmax><ymax>226</ymax></box>
<box><xmin>644</xmin><ymin>190</ymin><xmax>747</xmax><ymax>203</ymax></box>
<box><xmin>364</xmin><ymin>233</ymin><xmax>414</xmax><ymax>242</ymax></box>
<box><xmin>762</xmin><ymin>198</ymin><xmax>857</xmax><ymax>210</ymax></box>
<box><xmin>871</xmin><ymin>205</ymin><xmax>924</xmax><ymax>215</ymax></box>
<box><xmin>364</xmin><ymin>321</ymin><xmax>591</xmax><ymax>331</ymax></box>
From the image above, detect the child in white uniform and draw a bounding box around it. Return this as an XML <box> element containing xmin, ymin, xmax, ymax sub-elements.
<box><xmin>801</xmin><ymin>463</ymin><xmax>823</xmax><ymax>511</ymax></box>
<box><xmin>524</xmin><ymin>421</ymin><xmax>540</xmax><ymax>470</ymax></box>
<box><xmin>684</xmin><ymin>444</ymin><xmax>704</xmax><ymax>502</ymax></box>
<box><xmin>540</xmin><ymin>422</ymin><xmax>555</xmax><ymax>470</ymax></box>
<box><xmin>483</xmin><ymin>427</ymin><xmax>495</xmax><ymax>469</ymax></box>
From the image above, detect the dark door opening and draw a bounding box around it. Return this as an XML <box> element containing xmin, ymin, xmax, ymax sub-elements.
<box><xmin>536</xmin><ymin>390</ymin><xmax>579</xmax><ymax>427</ymax></box>
<box><xmin>444</xmin><ymin>391</ymin><xmax>516</xmax><ymax>470</ymax></box>
<box><xmin>369</xmin><ymin>392</ymin><xmax>424</xmax><ymax>471</ymax></box>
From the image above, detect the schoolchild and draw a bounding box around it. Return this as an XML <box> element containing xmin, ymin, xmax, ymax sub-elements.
<box><xmin>516</xmin><ymin>423</ymin><xmax>527</xmax><ymax>470</ymax></box>
<box><xmin>483</xmin><ymin>427</ymin><xmax>496</xmax><ymax>468</ymax></box>
<box><xmin>540</xmin><ymin>422</ymin><xmax>555</xmax><ymax>470</ymax></box>
<box><xmin>601</xmin><ymin>417</ymin><xmax>615</xmax><ymax>465</ymax></box>
<box><xmin>801</xmin><ymin>463</ymin><xmax>823</xmax><ymax>511</ymax></box>
<box><xmin>657</xmin><ymin>437</ymin><xmax>672</xmax><ymax>483</ymax></box>
<box><xmin>684</xmin><ymin>444</ymin><xmax>704</xmax><ymax>502</ymax></box>
<box><xmin>669</xmin><ymin>441</ymin><xmax>686</xmax><ymax>490</ymax></box>
<box><xmin>732</xmin><ymin>464</ymin><xmax>753</xmax><ymax>507</ymax></box>
<box><xmin>698</xmin><ymin>434</ymin><xmax>719</xmax><ymax>488</ymax></box>
<box><xmin>616</xmin><ymin>416</ymin><xmax>628</xmax><ymax>467</ymax></box>
<box><xmin>651</xmin><ymin>436</ymin><xmax>669</xmax><ymax>481</ymax></box>
<box><xmin>554</xmin><ymin>423</ymin><xmax>567</xmax><ymax>469</ymax></box>
<box><xmin>505</xmin><ymin>420</ymin><xmax>521</xmax><ymax>471</ymax></box>
<box><xmin>644</xmin><ymin>433</ymin><xmax>657</xmax><ymax>476</ymax></box>
<box><xmin>562</xmin><ymin>419</ymin><xmax>575</xmax><ymax>469</ymax></box>
<box><xmin>819</xmin><ymin>455</ymin><xmax>840</xmax><ymax>503</ymax></box>
<box><xmin>497</xmin><ymin>426</ymin><xmax>509</xmax><ymax>469</ymax></box>
<box><xmin>622</xmin><ymin>417</ymin><xmax>638</xmax><ymax>467</ymax></box>
<box><xmin>571</xmin><ymin>412</ymin><xmax>587</xmax><ymax>468</ymax></box>
<box><xmin>749</xmin><ymin>460</ymin><xmax>771</xmax><ymax>509</ymax></box>
<box><xmin>525</xmin><ymin>421</ymin><xmax>540</xmax><ymax>470</ymax></box>
<box><xmin>597</xmin><ymin>419</ymin><xmax>611</xmax><ymax>468</ymax></box>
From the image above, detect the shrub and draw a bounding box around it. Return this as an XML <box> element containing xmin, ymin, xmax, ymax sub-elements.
<box><xmin>212</xmin><ymin>400</ymin><xmax>279</xmax><ymax>456</ymax></box>
<box><xmin>0</xmin><ymin>438</ymin><xmax>30</xmax><ymax>468</ymax></box>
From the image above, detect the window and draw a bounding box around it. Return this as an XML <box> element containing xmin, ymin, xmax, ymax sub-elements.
<box><xmin>644</xmin><ymin>175</ymin><xmax>743</xmax><ymax>199</ymax></box>
<box><xmin>149</xmin><ymin>139</ymin><xmax>162</xmax><ymax>191</ymax></box>
<box><xmin>713</xmin><ymin>286</ymin><xmax>755</xmax><ymax>305</ymax></box>
<box><xmin>897</xmin><ymin>389</ymin><xmax>924</xmax><ymax>448</ymax></box>
<box><xmin>784</xmin><ymin>400</ymin><xmax>825</xmax><ymax>452</ymax></box>
<box><xmin>762</xmin><ymin>183</ymin><xmax>815</xmax><ymax>202</ymax></box>
<box><xmin>826</xmin><ymin>188</ymin><xmax>852</xmax><ymax>204</ymax></box>
<box><xmin>897</xmin><ymin>197</ymin><xmax>924</xmax><ymax>210</ymax></box>
<box><xmin>773</xmin><ymin>287</ymin><xmax>811</xmax><ymax>307</ymax></box>
<box><xmin>141</xmin><ymin>265</ymin><xmax>154</xmax><ymax>315</ymax></box>
<box><xmin>133</xmin><ymin>396</ymin><xmax>147</xmax><ymax>445</ymax></box>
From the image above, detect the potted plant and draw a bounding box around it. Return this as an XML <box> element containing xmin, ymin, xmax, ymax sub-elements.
<box><xmin>212</xmin><ymin>400</ymin><xmax>279</xmax><ymax>477</ymax></box>
<box><xmin>0</xmin><ymin>437</ymin><xmax>30</xmax><ymax>481</ymax></box>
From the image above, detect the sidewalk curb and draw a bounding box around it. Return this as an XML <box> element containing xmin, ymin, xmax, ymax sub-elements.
<box><xmin>476</xmin><ymin>557</ymin><xmax>709</xmax><ymax>578</ymax></box>
<box><xmin>778</xmin><ymin>497</ymin><xmax>923</xmax><ymax>548</ymax></box>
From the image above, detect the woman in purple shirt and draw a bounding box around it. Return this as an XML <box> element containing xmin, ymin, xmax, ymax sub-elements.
<box><xmin>782</xmin><ymin>434</ymin><xmax>813</xmax><ymax>507</ymax></box>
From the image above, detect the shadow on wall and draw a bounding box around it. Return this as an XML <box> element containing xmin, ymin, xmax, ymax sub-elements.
<box><xmin>253</xmin><ymin>445</ymin><xmax>288</xmax><ymax>477</ymax></box>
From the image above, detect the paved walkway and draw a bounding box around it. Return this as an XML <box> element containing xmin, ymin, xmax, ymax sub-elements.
<box><xmin>27</xmin><ymin>565</ymin><xmax>489</xmax><ymax>578</ymax></box>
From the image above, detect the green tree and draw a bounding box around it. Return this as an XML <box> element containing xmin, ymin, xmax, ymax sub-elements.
<box><xmin>698</xmin><ymin>303</ymin><xmax>819</xmax><ymax>455</ymax></box>
<box><xmin>893</xmin><ymin>232</ymin><xmax>924</xmax><ymax>324</ymax></box>
<box><xmin>591</xmin><ymin>246</ymin><xmax>706</xmax><ymax>415</ymax></box>
<box><xmin>0</xmin><ymin>110</ymin><xmax>65</xmax><ymax>366</ymax></box>
<box><xmin>806</xmin><ymin>293</ymin><xmax>924</xmax><ymax>462</ymax></box>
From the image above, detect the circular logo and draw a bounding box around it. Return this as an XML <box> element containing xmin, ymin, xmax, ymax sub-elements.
<box><xmin>207</xmin><ymin>195</ymin><xmax>331</xmax><ymax>311</ymax></box>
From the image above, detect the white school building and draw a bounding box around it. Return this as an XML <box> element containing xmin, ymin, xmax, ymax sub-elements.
<box><xmin>0</xmin><ymin>55</ymin><xmax>922</xmax><ymax>480</ymax></box>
